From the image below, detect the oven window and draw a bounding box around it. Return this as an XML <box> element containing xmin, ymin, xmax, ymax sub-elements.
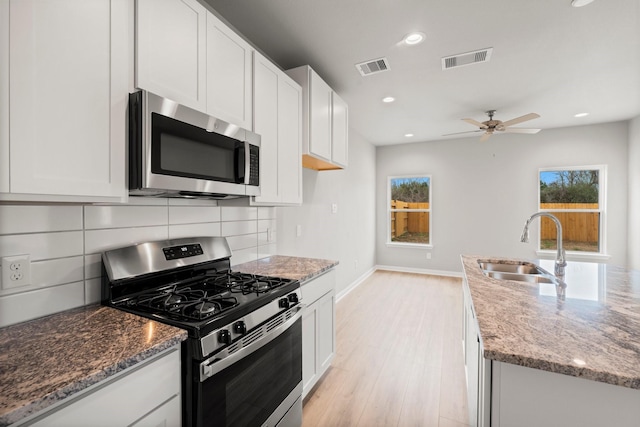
<box><xmin>198</xmin><ymin>319</ymin><xmax>302</xmax><ymax>427</ymax></box>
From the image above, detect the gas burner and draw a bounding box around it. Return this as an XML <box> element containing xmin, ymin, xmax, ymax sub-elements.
<box><xmin>189</xmin><ymin>301</ymin><xmax>220</xmax><ymax>317</ymax></box>
<box><xmin>251</xmin><ymin>281</ymin><xmax>271</xmax><ymax>292</ymax></box>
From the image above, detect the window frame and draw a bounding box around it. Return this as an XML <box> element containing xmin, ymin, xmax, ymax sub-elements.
<box><xmin>536</xmin><ymin>165</ymin><xmax>608</xmax><ymax>260</ymax></box>
<box><xmin>386</xmin><ymin>174</ymin><xmax>433</xmax><ymax>248</ymax></box>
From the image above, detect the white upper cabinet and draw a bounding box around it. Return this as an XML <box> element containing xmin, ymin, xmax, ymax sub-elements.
<box><xmin>286</xmin><ymin>65</ymin><xmax>348</xmax><ymax>171</ymax></box>
<box><xmin>206</xmin><ymin>12</ymin><xmax>253</xmax><ymax>129</ymax></box>
<box><xmin>252</xmin><ymin>51</ymin><xmax>302</xmax><ymax>205</ymax></box>
<box><xmin>136</xmin><ymin>0</ymin><xmax>207</xmax><ymax>111</ymax></box>
<box><xmin>0</xmin><ymin>0</ymin><xmax>128</xmax><ymax>202</ymax></box>
<box><xmin>331</xmin><ymin>92</ymin><xmax>348</xmax><ymax>168</ymax></box>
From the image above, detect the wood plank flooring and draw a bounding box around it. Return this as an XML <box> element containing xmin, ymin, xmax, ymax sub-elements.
<box><xmin>302</xmin><ymin>270</ymin><xmax>470</xmax><ymax>427</ymax></box>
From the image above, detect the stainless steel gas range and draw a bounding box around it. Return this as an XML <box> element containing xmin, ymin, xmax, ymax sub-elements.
<box><xmin>101</xmin><ymin>237</ymin><xmax>303</xmax><ymax>427</ymax></box>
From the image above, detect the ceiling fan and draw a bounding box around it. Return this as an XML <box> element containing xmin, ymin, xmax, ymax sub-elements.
<box><xmin>444</xmin><ymin>110</ymin><xmax>541</xmax><ymax>142</ymax></box>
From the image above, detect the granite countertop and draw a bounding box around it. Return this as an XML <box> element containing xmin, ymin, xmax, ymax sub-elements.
<box><xmin>0</xmin><ymin>305</ymin><xmax>187</xmax><ymax>426</ymax></box>
<box><xmin>234</xmin><ymin>255</ymin><xmax>338</xmax><ymax>283</ymax></box>
<box><xmin>461</xmin><ymin>254</ymin><xmax>640</xmax><ymax>389</ymax></box>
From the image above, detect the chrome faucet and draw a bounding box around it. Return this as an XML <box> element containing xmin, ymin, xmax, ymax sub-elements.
<box><xmin>520</xmin><ymin>212</ymin><xmax>567</xmax><ymax>277</ymax></box>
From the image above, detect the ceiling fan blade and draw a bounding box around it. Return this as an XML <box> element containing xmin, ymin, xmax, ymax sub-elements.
<box><xmin>500</xmin><ymin>113</ymin><xmax>540</xmax><ymax>128</ymax></box>
<box><xmin>442</xmin><ymin>130</ymin><xmax>483</xmax><ymax>136</ymax></box>
<box><xmin>503</xmin><ymin>128</ymin><xmax>541</xmax><ymax>134</ymax></box>
<box><xmin>462</xmin><ymin>118</ymin><xmax>488</xmax><ymax>129</ymax></box>
<box><xmin>479</xmin><ymin>133</ymin><xmax>492</xmax><ymax>142</ymax></box>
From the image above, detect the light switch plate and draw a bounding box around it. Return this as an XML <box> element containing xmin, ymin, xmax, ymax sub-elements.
<box><xmin>1</xmin><ymin>255</ymin><xmax>31</xmax><ymax>289</ymax></box>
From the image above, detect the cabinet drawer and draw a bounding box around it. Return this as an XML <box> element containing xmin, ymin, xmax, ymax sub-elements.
<box><xmin>301</xmin><ymin>270</ymin><xmax>335</xmax><ymax>305</ymax></box>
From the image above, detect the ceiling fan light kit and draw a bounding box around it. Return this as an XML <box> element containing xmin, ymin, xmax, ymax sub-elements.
<box><xmin>444</xmin><ymin>110</ymin><xmax>541</xmax><ymax>141</ymax></box>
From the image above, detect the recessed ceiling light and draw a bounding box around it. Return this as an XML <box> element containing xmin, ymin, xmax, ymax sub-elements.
<box><xmin>571</xmin><ymin>0</ymin><xmax>595</xmax><ymax>7</ymax></box>
<box><xmin>403</xmin><ymin>32</ymin><xmax>425</xmax><ymax>45</ymax></box>
<box><xmin>574</xmin><ymin>112</ymin><xmax>589</xmax><ymax>117</ymax></box>
<box><xmin>404</xmin><ymin>133</ymin><xmax>414</xmax><ymax>138</ymax></box>
<box><xmin>382</xmin><ymin>96</ymin><xmax>395</xmax><ymax>103</ymax></box>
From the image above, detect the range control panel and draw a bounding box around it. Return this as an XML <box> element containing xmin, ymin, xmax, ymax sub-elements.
<box><xmin>162</xmin><ymin>243</ymin><xmax>204</xmax><ymax>260</ymax></box>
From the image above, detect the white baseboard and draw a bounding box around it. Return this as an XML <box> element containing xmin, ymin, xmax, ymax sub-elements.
<box><xmin>335</xmin><ymin>267</ymin><xmax>376</xmax><ymax>303</ymax></box>
<box><xmin>374</xmin><ymin>264</ymin><xmax>463</xmax><ymax>278</ymax></box>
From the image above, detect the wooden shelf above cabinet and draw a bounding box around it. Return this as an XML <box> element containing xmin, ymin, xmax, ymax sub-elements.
<box><xmin>302</xmin><ymin>154</ymin><xmax>344</xmax><ymax>171</ymax></box>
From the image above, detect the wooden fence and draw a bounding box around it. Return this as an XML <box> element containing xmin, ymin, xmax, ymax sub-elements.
<box><xmin>391</xmin><ymin>201</ymin><xmax>429</xmax><ymax>238</ymax></box>
<box><xmin>539</xmin><ymin>203</ymin><xmax>599</xmax><ymax>242</ymax></box>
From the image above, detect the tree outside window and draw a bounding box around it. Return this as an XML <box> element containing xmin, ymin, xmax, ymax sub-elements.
<box><xmin>388</xmin><ymin>176</ymin><xmax>431</xmax><ymax>245</ymax></box>
<box><xmin>539</xmin><ymin>167</ymin><xmax>604</xmax><ymax>253</ymax></box>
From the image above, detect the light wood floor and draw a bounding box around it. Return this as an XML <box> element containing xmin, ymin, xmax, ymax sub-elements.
<box><xmin>302</xmin><ymin>270</ymin><xmax>470</xmax><ymax>427</ymax></box>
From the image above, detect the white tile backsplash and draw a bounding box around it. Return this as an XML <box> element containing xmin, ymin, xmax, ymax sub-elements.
<box><xmin>0</xmin><ymin>199</ymin><xmax>275</xmax><ymax>327</ymax></box>
<box><xmin>0</xmin><ymin>282</ymin><xmax>85</xmax><ymax>327</ymax></box>
<box><xmin>168</xmin><ymin>223</ymin><xmax>221</xmax><ymax>239</ymax></box>
<box><xmin>0</xmin><ymin>205</ymin><xmax>82</xmax><ymax>234</ymax></box>
<box><xmin>221</xmin><ymin>220</ymin><xmax>258</xmax><ymax>236</ymax></box>
<box><xmin>0</xmin><ymin>231</ymin><xmax>83</xmax><ymax>260</ymax></box>
<box><xmin>168</xmin><ymin>206</ymin><xmax>221</xmax><ymax>224</ymax></box>
<box><xmin>84</xmin><ymin>205</ymin><xmax>168</xmax><ymax>229</ymax></box>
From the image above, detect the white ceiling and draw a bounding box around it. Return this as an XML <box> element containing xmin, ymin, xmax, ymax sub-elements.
<box><xmin>205</xmin><ymin>0</ymin><xmax>640</xmax><ymax>146</ymax></box>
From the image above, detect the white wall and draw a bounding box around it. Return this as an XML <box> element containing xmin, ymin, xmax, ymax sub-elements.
<box><xmin>629</xmin><ymin>116</ymin><xmax>640</xmax><ymax>270</ymax></box>
<box><xmin>0</xmin><ymin>199</ymin><xmax>275</xmax><ymax>327</ymax></box>
<box><xmin>376</xmin><ymin>122</ymin><xmax>629</xmax><ymax>273</ymax></box>
<box><xmin>277</xmin><ymin>129</ymin><xmax>377</xmax><ymax>296</ymax></box>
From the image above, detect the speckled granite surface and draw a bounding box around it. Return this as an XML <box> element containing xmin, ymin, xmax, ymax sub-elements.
<box><xmin>461</xmin><ymin>255</ymin><xmax>640</xmax><ymax>389</ymax></box>
<box><xmin>0</xmin><ymin>305</ymin><xmax>187</xmax><ymax>426</ymax></box>
<box><xmin>234</xmin><ymin>255</ymin><xmax>338</xmax><ymax>283</ymax></box>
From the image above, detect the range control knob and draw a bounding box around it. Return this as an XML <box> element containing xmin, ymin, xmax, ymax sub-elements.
<box><xmin>218</xmin><ymin>329</ymin><xmax>231</xmax><ymax>345</ymax></box>
<box><xmin>233</xmin><ymin>321</ymin><xmax>247</xmax><ymax>335</ymax></box>
<box><xmin>279</xmin><ymin>298</ymin><xmax>290</xmax><ymax>309</ymax></box>
<box><xmin>287</xmin><ymin>293</ymin><xmax>299</xmax><ymax>304</ymax></box>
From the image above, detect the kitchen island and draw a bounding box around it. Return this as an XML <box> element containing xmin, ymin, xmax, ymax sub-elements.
<box><xmin>0</xmin><ymin>305</ymin><xmax>187</xmax><ymax>426</ymax></box>
<box><xmin>461</xmin><ymin>255</ymin><xmax>640</xmax><ymax>426</ymax></box>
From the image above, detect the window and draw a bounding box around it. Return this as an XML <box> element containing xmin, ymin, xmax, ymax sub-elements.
<box><xmin>538</xmin><ymin>166</ymin><xmax>605</xmax><ymax>253</ymax></box>
<box><xmin>388</xmin><ymin>176</ymin><xmax>431</xmax><ymax>246</ymax></box>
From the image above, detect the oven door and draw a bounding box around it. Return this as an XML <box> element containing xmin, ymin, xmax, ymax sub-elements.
<box><xmin>193</xmin><ymin>307</ymin><xmax>303</xmax><ymax>427</ymax></box>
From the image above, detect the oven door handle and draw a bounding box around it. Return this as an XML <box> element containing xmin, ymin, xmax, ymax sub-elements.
<box><xmin>200</xmin><ymin>304</ymin><xmax>305</xmax><ymax>381</ymax></box>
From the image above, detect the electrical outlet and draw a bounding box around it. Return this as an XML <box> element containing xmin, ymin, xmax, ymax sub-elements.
<box><xmin>331</xmin><ymin>203</ymin><xmax>338</xmax><ymax>214</ymax></box>
<box><xmin>296</xmin><ymin>225</ymin><xmax>302</xmax><ymax>237</ymax></box>
<box><xmin>426</xmin><ymin>252</ymin><xmax>432</xmax><ymax>260</ymax></box>
<box><xmin>2</xmin><ymin>255</ymin><xmax>31</xmax><ymax>289</ymax></box>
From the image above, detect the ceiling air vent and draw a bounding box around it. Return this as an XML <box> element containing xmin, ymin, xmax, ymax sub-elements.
<box><xmin>441</xmin><ymin>47</ymin><xmax>493</xmax><ymax>70</ymax></box>
<box><xmin>355</xmin><ymin>57</ymin><xmax>390</xmax><ymax>76</ymax></box>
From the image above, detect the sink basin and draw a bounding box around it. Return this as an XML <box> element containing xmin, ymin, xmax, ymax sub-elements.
<box><xmin>478</xmin><ymin>261</ymin><xmax>543</xmax><ymax>275</ymax></box>
<box><xmin>484</xmin><ymin>271</ymin><xmax>555</xmax><ymax>283</ymax></box>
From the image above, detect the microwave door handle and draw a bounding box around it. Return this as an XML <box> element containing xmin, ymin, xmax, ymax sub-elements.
<box><xmin>243</xmin><ymin>141</ymin><xmax>251</xmax><ymax>185</ymax></box>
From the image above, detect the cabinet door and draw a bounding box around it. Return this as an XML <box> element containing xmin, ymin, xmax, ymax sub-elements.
<box><xmin>7</xmin><ymin>0</ymin><xmax>127</xmax><ymax>199</ymax></box>
<box><xmin>277</xmin><ymin>75</ymin><xmax>302</xmax><ymax>204</ymax></box>
<box><xmin>331</xmin><ymin>92</ymin><xmax>348</xmax><ymax>168</ymax></box>
<box><xmin>130</xmin><ymin>394</ymin><xmax>181</xmax><ymax>427</ymax></box>
<box><xmin>136</xmin><ymin>0</ymin><xmax>207</xmax><ymax>111</ymax></box>
<box><xmin>302</xmin><ymin>304</ymin><xmax>318</xmax><ymax>398</ymax></box>
<box><xmin>465</xmin><ymin>301</ymin><xmax>480</xmax><ymax>426</ymax></box>
<box><xmin>308</xmin><ymin>69</ymin><xmax>332</xmax><ymax>161</ymax></box>
<box><xmin>317</xmin><ymin>290</ymin><xmax>336</xmax><ymax>373</ymax></box>
<box><xmin>252</xmin><ymin>52</ymin><xmax>279</xmax><ymax>203</ymax></box>
<box><xmin>207</xmin><ymin>12</ymin><xmax>252</xmax><ymax>129</ymax></box>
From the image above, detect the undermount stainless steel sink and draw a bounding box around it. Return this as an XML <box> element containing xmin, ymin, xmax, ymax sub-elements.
<box><xmin>484</xmin><ymin>271</ymin><xmax>555</xmax><ymax>284</ymax></box>
<box><xmin>478</xmin><ymin>261</ymin><xmax>544</xmax><ymax>275</ymax></box>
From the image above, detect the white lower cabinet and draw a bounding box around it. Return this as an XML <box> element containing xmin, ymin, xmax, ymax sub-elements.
<box><xmin>463</xmin><ymin>279</ymin><xmax>640</xmax><ymax>427</ymax></box>
<box><xmin>21</xmin><ymin>347</ymin><xmax>181</xmax><ymax>427</ymax></box>
<box><xmin>301</xmin><ymin>270</ymin><xmax>336</xmax><ymax>399</ymax></box>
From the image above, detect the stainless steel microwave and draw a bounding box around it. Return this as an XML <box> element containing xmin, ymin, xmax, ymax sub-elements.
<box><xmin>128</xmin><ymin>91</ymin><xmax>260</xmax><ymax>199</ymax></box>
